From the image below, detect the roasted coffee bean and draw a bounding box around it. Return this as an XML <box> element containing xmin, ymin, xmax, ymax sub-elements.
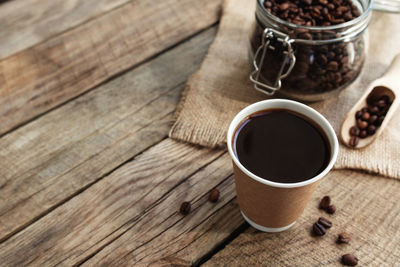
<box><xmin>326</xmin><ymin>61</ymin><xmax>339</xmax><ymax>71</ymax></box>
<box><xmin>349</xmin><ymin>136</ymin><xmax>359</xmax><ymax>147</ymax></box>
<box><xmin>331</xmin><ymin>18</ymin><xmax>345</xmax><ymax>24</ymax></box>
<box><xmin>319</xmin><ymin>195</ymin><xmax>331</xmax><ymax>210</ymax></box>
<box><xmin>343</xmin><ymin>11</ymin><xmax>353</xmax><ymax>20</ymax></box>
<box><xmin>280</xmin><ymin>2</ymin><xmax>290</xmax><ymax>11</ymax></box>
<box><xmin>334</xmin><ymin>72</ymin><xmax>342</xmax><ymax>84</ymax></box>
<box><xmin>357</xmin><ymin>119</ymin><xmax>368</xmax><ymax>129</ymax></box>
<box><xmin>377</xmin><ymin>99</ymin><xmax>387</xmax><ymax>108</ymax></box>
<box><xmin>326</xmin><ymin>71</ymin><xmax>335</xmax><ymax>82</ymax></box>
<box><xmin>180</xmin><ymin>201</ymin><xmax>191</xmax><ymax>215</ymax></box>
<box><xmin>327</xmin><ymin>204</ymin><xmax>336</xmax><ymax>214</ymax></box>
<box><xmin>341</xmin><ymin>254</ymin><xmax>358</xmax><ymax>266</ymax></box>
<box><xmin>349</xmin><ymin>126</ymin><xmax>360</xmax><ymax>136</ymax></box>
<box><xmin>359</xmin><ymin>130</ymin><xmax>367</xmax><ymax>138</ymax></box>
<box><xmin>341</xmin><ymin>56</ymin><xmax>349</xmax><ymax>65</ymax></box>
<box><xmin>355</xmin><ymin>111</ymin><xmax>362</xmax><ymax>119</ymax></box>
<box><xmin>368</xmin><ymin>115</ymin><xmax>377</xmax><ymax>124</ymax></box>
<box><xmin>361</xmin><ymin>107</ymin><xmax>369</xmax><ymax>113</ymax></box>
<box><xmin>337</xmin><ymin>232</ymin><xmax>351</xmax><ymax>244</ymax></box>
<box><xmin>301</xmin><ymin>0</ymin><xmax>313</xmax><ymax>5</ymax></box>
<box><xmin>367</xmin><ymin>125</ymin><xmax>376</xmax><ymax>135</ymax></box>
<box><xmin>369</xmin><ymin>106</ymin><xmax>379</xmax><ymax>114</ymax></box>
<box><xmin>311</xmin><ymin>7</ymin><xmax>321</xmax><ymax>18</ymax></box>
<box><xmin>299</xmin><ymin>32</ymin><xmax>313</xmax><ymax>40</ymax></box>
<box><xmin>313</xmin><ymin>222</ymin><xmax>326</xmax><ymax>236</ymax></box>
<box><xmin>361</xmin><ymin>112</ymin><xmax>370</xmax><ymax>121</ymax></box>
<box><xmin>380</xmin><ymin>95</ymin><xmax>390</xmax><ymax>103</ymax></box>
<box><xmin>375</xmin><ymin>115</ymin><xmax>385</xmax><ymax>126</ymax></box>
<box><xmin>318</xmin><ymin>217</ymin><xmax>332</xmax><ymax>228</ymax></box>
<box><xmin>209</xmin><ymin>188</ymin><xmax>220</xmax><ymax>202</ymax></box>
<box><xmin>352</xmin><ymin>8</ymin><xmax>361</xmax><ymax>17</ymax></box>
<box><xmin>378</xmin><ymin>107</ymin><xmax>389</xmax><ymax>116</ymax></box>
<box><xmin>317</xmin><ymin>54</ymin><xmax>328</xmax><ymax>65</ymax></box>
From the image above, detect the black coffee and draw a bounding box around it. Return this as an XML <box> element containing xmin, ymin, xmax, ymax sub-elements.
<box><xmin>233</xmin><ymin>109</ymin><xmax>330</xmax><ymax>183</ymax></box>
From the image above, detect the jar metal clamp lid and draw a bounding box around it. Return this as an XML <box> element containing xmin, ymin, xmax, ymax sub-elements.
<box><xmin>250</xmin><ymin>28</ymin><xmax>296</xmax><ymax>95</ymax></box>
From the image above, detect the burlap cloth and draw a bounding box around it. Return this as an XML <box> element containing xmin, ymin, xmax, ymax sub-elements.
<box><xmin>169</xmin><ymin>0</ymin><xmax>400</xmax><ymax>179</ymax></box>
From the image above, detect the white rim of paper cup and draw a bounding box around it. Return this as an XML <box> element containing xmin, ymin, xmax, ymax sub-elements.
<box><xmin>227</xmin><ymin>99</ymin><xmax>339</xmax><ymax>189</ymax></box>
<box><xmin>241</xmin><ymin>211</ymin><xmax>296</xmax><ymax>232</ymax></box>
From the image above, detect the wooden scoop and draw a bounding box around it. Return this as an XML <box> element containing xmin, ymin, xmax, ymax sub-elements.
<box><xmin>341</xmin><ymin>54</ymin><xmax>400</xmax><ymax>149</ymax></box>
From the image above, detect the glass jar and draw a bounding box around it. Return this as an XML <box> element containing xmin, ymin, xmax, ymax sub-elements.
<box><xmin>374</xmin><ymin>0</ymin><xmax>400</xmax><ymax>13</ymax></box>
<box><xmin>249</xmin><ymin>0</ymin><xmax>373</xmax><ymax>101</ymax></box>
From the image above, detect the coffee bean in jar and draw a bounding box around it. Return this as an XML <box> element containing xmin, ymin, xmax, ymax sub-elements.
<box><xmin>249</xmin><ymin>0</ymin><xmax>373</xmax><ymax>101</ymax></box>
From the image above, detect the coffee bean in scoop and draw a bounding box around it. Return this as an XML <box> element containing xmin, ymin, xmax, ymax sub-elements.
<box><xmin>347</xmin><ymin>94</ymin><xmax>392</xmax><ymax>148</ymax></box>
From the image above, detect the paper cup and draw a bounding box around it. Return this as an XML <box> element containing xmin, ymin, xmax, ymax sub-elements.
<box><xmin>227</xmin><ymin>99</ymin><xmax>338</xmax><ymax>232</ymax></box>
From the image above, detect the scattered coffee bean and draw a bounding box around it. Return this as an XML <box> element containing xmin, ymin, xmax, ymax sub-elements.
<box><xmin>318</xmin><ymin>217</ymin><xmax>332</xmax><ymax>228</ymax></box>
<box><xmin>313</xmin><ymin>222</ymin><xmax>326</xmax><ymax>236</ymax></box>
<box><xmin>180</xmin><ymin>201</ymin><xmax>191</xmax><ymax>215</ymax></box>
<box><xmin>349</xmin><ymin>126</ymin><xmax>360</xmax><ymax>136</ymax></box>
<box><xmin>337</xmin><ymin>232</ymin><xmax>351</xmax><ymax>244</ymax></box>
<box><xmin>349</xmin><ymin>136</ymin><xmax>359</xmax><ymax>147</ymax></box>
<box><xmin>327</xmin><ymin>204</ymin><xmax>336</xmax><ymax>214</ymax></box>
<box><xmin>209</xmin><ymin>188</ymin><xmax>220</xmax><ymax>203</ymax></box>
<box><xmin>319</xmin><ymin>195</ymin><xmax>331</xmax><ymax>210</ymax></box>
<box><xmin>341</xmin><ymin>254</ymin><xmax>358</xmax><ymax>266</ymax></box>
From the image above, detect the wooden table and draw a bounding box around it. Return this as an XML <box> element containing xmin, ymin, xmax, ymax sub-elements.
<box><xmin>1</xmin><ymin>0</ymin><xmax>399</xmax><ymax>266</ymax></box>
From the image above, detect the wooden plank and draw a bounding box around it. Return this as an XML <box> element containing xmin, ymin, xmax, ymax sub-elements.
<box><xmin>83</xmin><ymin>152</ymin><xmax>241</xmax><ymax>266</ymax></box>
<box><xmin>0</xmin><ymin>139</ymin><xmax>227</xmax><ymax>266</ymax></box>
<box><xmin>0</xmin><ymin>0</ymin><xmax>221</xmax><ymax>136</ymax></box>
<box><xmin>204</xmin><ymin>171</ymin><xmax>400</xmax><ymax>266</ymax></box>
<box><xmin>0</xmin><ymin>0</ymin><xmax>133</xmax><ymax>59</ymax></box>
<box><xmin>0</xmin><ymin>27</ymin><xmax>217</xmax><ymax>242</ymax></box>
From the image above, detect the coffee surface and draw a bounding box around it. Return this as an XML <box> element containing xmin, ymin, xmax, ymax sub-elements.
<box><xmin>234</xmin><ymin>109</ymin><xmax>330</xmax><ymax>183</ymax></box>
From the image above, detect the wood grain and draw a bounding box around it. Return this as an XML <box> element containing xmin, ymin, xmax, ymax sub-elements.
<box><xmin>0</xmin><ymin>0</ymin><xmax>221</xmax><ymax>136</ymax></box>
<box><xmin>83</xmin><ymin>153</ymin><xmax>242</xmax><ymax>266</ymax></box>
<box><xmin>0</xmin><ymin>27</ymin><xmax>217</xmax><ymax>242</ymax></box>
<box><xmin>0</xmin><ymin>0</ymin><xmax>132</xmax><ymax>59</ymax></box>
<box><xmin>0</xmin><ymin>139</ymin><xmax>227</xmax><ymax>266</ymax></box>
<box><xmin>204</xmin><ymin>170</ymin><xmax>400</xmax><ymax>266</ymax></box>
